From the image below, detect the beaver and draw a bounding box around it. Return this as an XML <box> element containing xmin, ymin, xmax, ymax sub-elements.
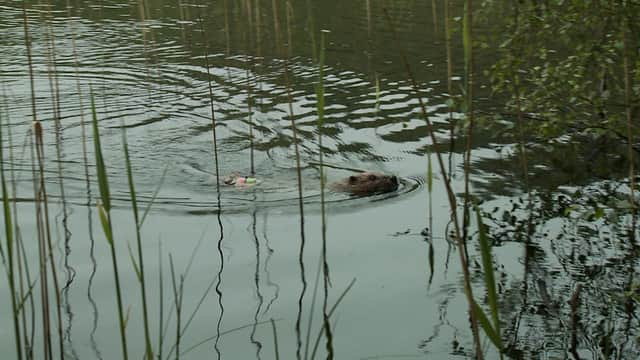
<box><xmin>330</xmin><ymin>172</ymin><xmax>399</xmax><ymax>196</ymax></box>
<box><xmin>223</xmin><ymin>171</ymin><xmax>399</xmax><ymax>196</ymax></box>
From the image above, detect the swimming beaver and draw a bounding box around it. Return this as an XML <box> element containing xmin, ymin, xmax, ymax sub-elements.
<box><xmin>330</xmin><ymin>172</ymin><xmax>399</xmax><ymax>196</ymax></box>
<box><xmin>223</xmin><ymin>171</ymin><xmax>399</xmax><ymax>196</ymax></box>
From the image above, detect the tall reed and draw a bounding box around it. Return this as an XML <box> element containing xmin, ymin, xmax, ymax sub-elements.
<box><xmin>198</xmin><ymin>13</ymin><xmax>226</xmax><ymax>358</ymax></box>
<box><xmin>0</xmin><ymin>80</ymin><xmax>23</xmax><ymax>360</ymax></box>
<box><xmin>90</xmin><ymin>92</ymin><xmax>129</xmax><ymax>360</ymax></box>
<box><xmin>279</xmin><ymin>0</ymin><xmax>308</xmax><ymax>357</ymax></box>
<box><xmin>461</xmin><ymin>0</ymin><xmax>474</xmax><ymax>255</ymax></box>
<box><xmin>199</xmin><ymin>17</ymin><xmax>221</xmax><ymax>188</ymax></box>
<box><xmin>443</xmin><ymin>0</ymin><xmax>454</xmax><ymax>175</ymax></box>
<box><xmin>315</xmin><ymin>29</ymin><xmax>334</xmax><ymax>359</ymax></box>
<box><xmin>132</xmin><ymin>1</ymin><xmax>155</xmax><ymax>357</ymax></box>
<box><xmin>22</xmin><ymin>4</ymin><xmax>53</xmax><ymax>358</ymax></box>
<box><xmin>309</xmin><ymin>278</ymin><xmax>355</xmax><ymax>360</ymax></box>
<box><xmin>169</xmin><ymin>254</ymin><xmax>184</xmax><ymax>360</ymax></box>
<box><xmin>5</xmin><ymin>83</ymin><xmax>37</xmax><ymax>359</ymax></box>
<box><xmin>121</xmin><ymin>121</ymin><xmax>154</xmax><ymax>359</ymax></box>
<box><xmin>381</xmin><ymin>8</ymin><xmax>483</xmax><ymax>357</ymax></box>
<box><xmin>41</xmin><ymin>5</ymin><xmax>69</xmax><ymax>357</ymax></box>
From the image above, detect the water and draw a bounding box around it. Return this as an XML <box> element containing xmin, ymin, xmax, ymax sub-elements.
<box><xmin>1</xmin><ymin>1</ymin><xmax>638</xmax><ymax>359</ymax></box>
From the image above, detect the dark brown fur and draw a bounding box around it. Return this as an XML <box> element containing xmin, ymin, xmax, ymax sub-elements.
<box><xmin>330</xmin><ymin>172</ymin><xmax>399</xmax><ymax>196</ymax></box>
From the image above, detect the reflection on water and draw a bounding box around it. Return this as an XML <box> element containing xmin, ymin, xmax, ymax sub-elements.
<box><xmin>1</xmin><ymin>0</ymin><xmax>639</xmax><ymax>359</ymax></box>
<box><xmin>2</xmin><ymin>0</ymin><xmax>440</xmax><ymax>214</ymax></box>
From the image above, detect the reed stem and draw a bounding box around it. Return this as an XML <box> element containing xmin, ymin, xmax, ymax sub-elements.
<box><xmin>91</xmin><ymin>93</ymin><xmax>129</xmax><ymax>360</ymax></box>
<box><xmin>315</xmin><ymin>30</ymin><xmax>334</xmax><ymax>359</ymax></box>
<box><xmin>382</xmin><ymin>8</ymin><xmax>482</xmax><ymax>357</ymax></box>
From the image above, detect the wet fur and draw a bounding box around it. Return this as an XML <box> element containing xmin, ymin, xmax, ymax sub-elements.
<box><xmin>330</xmin><ymin>172</ymin><xmax>399</xmax><ymax>196</ymax></box>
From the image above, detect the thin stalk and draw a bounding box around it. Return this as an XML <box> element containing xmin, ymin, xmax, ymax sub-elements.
<box><xmin>199</xmin><ymin>18</ymin><xmax>221</xmax><ymax>188</ymax></box>
<box><xmin>91</xmin><ymin>93</ymin><xmax>129</xmax><ymax>360</ymax></box>
<box><xmin>121</xmin><ymin>121</ymin><xmax>154</xmax><ymax>360</ymax></box>
<box><xmin>270</xmin><ymin>318</ymin><xmax>280</xmax><ymax>360</ymax></box>
<box><xmin>37</xmin><ymin>111</ymin><xmax>65</xmax><ymax>360</ymax></box>
<box><xmin>67</xmin><ymin>4</ymin><xmax>101</xmax><ymax>359</ymax></box>
<box><xmin>461</xmin><ymin>0</ymin><xmax>483</xmax><ymax>355</ymax></box>
<box><xmin>0</xmin><ymin>79</ymin><xmax>23</xmax><ymax>360</ymax></box>
<box><xmin>315</xmin><ymin>30</ymin><xmax>333</xmax><ymax>359</ymax></box>
<box><xmin>31</xmin><ymin>126</ymin><xmax>52</xmax><ymax>360</ymax></box>
<box><xmin>461</xmin><ymin>0</ymin><xmax>475</xmax><ymax>259</ymax></box>
<box><xmin>35</xmin><ymin>120</ymin><xmax>64</xmax><ymax>360</ymax></box>
<box><xmin>4</xmin><ymin>85</ymin><xmax>34</xmax><ymax>359</ymax></box>
<box><xmin>281</xmin><ymin>8</ymin><xmax>307</xmax><ymax>359</ymax></box>
<box><xmin>304</xmin><ymin>258</ymin><xmax>322</xmax><ymax>360</ymax></box>
<box><xmin>444</xmin><ymin>0</ymin><xmax>454</xmax><ymax>176</ymax></box>
<box><xmin>169</xmin><ymin>255</ymin><xmax>183</xmax><ymax>360</ymax></box>
<box><xmin>382</xmin><ymin>8</ymin><xmax>482</xmax><ymax>357</ymax></box>
<box><xmin>246</xmin><ymin>59</ymin><xmax>256</xmax><ymax>175</ymax></box>
<box><xmin>157</xmin><ymin>242</ymin><xmax>164</xmax><ymax>360</ymax></box>
<box><xmin>309</xmin><ymin>278</ymin><xmax>356</xmax><ymax>360</ymax></box>
<box><xmin>427</xmin><ymin>151</ymin><xmax>434</xmax><ymax>287</ymax></box>
<box><xmin>23</xmin><ymin>4</ymin><xmax>53</xmax><ymax>358</ymax></box>
<box><xmin>180</xmin><ymin>320</ymin><xmax>276</xmax><ymax>356</ymax></box>
<box><xmin>198</xmin><ymin>15</ymin><xmax>226</xmax><ymax>359</ymax></box>
<box><xmin>41</xmin><ymin>4</ymin><xmax>68</xmax><ymax>357</ymax></box>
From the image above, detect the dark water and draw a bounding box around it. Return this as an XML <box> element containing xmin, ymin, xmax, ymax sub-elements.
<box><xmin>0</xmin><ymin>1</ymin><xmax>638</xmax><ymax>359</ymax></box>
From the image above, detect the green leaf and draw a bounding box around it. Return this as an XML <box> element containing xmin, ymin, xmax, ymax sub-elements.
<box><xmin>91</xmin><ymin>91</ymin><xmax>111</xmax><ymax>211</ymax></box>
<box><xmin>476</xmin><ymin>207</ymin><xmax>501</xmax><ymax>340</ymax></box>
<box><xmin>140</xmin><ymin>165</ymin><xmax>168</xmax><ymax>227</ymax></box>
<box><xmin>97</xmin><ymin>203</ymin><xmax>113</xmax><ymax>245</ymax></box>
<box><xmin>126</xmin><ymin>242</ymin><xmax>142</xmax><ymax>282</ymax></box>
<box><xmin>472</xmin><ymin>300</ymin><xmax>502</xmax><ymax>350</ymax></box>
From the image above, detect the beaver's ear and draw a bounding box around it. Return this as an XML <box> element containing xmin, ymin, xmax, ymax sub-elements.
<box><xmin>349</xmin><ymin>175</ymin><xmax>357</xmax><ymax>184</ymax></box>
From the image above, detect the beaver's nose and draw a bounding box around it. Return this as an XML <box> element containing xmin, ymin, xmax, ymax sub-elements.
<box><xmin>391</xmin><ymin>175</ymin><xmax>399</xmax><ymax>186</ymax></box>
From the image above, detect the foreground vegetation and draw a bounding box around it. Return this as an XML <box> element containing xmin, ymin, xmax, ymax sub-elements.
<box><xmin>0</xmin><ymin>0</ymin><xmax>638</xmax><ymax>359</ymax></box>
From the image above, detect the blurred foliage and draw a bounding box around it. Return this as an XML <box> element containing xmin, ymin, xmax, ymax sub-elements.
<box><xmin>477</xmin><ymin>0</ymin><xmax>639</xmax><ymax>143</ymax></box>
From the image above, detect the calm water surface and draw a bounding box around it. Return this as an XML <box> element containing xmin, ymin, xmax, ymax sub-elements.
<box><xmin>0</xmin><ymin>1</ymin><xmax>638</xmax><ymax>359</ymax></box>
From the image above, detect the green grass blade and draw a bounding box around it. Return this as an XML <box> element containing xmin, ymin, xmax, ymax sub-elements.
<box><xmin>90</xmin><ymin>91</ymin><xmax>111</xmax><ymax>211</ymax></box>
<box><xmin>126</xmin><ymin>242</ymin><xmax>142</xmax><ymax>281</ymax></box>
<box><xmin>121</xmin><ymin>121</ymin><xmax>139</xmax><ymax>221</ymax></box>
<box><xmin>476</xmin><ymin>206</ymin><xmax>501</xmax><ymax>335</ymax></box>
<box><xmin>140</xmin><ymin>165</ymin><xmax>168</xmax><ymax>227</ymax></box>
<box><xmin>97</xmin><ymin>203</ymin><xmax>113</xmax><ymax>245</ymax></box>
<box><xmin>15</xmin><ymin>280</ymin><xmax>37</xmax><ymax>314</ymax></box>
<box><xmin>471</xmin><ymin>299</ymin><xmax>501</xmax><ymax>350</ymax></box>
<box><xmin>310</xmin><ymin>278</ymin><xmax>356</xmax><ymax>360</ymax></box>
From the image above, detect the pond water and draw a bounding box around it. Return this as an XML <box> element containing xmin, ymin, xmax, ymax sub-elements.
<box><xmin>1</xmin><ymin>1</ymin><xmax>638</xmax><ymax>359</ymax></box>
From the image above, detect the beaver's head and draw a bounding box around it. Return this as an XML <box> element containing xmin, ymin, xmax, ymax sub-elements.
<box><xmin>340</xmin><ymin>172</ymin><xmax>399</xmax><ymax>196</ymax></box>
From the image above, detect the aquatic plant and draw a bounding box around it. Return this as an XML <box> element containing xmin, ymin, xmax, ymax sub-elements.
<box><xmin>91</xmin><ymin>92</ymin><xmax>129</xmax><ymax>360</ymax></box>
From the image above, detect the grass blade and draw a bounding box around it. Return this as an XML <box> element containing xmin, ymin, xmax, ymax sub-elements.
<box><xmin>90</xmin><ymin>92</ymin><xmax>111</xmax><ymax>212</ymax></box>
<box><xmin>471</xmin><ymin>299</ymin><xmax>501</xmax><ymax>350</ymax></box>
<box><xmin>475</xmin><ymin>207</ymin><xmax>502</xmax><ymax>349</ymax></box>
